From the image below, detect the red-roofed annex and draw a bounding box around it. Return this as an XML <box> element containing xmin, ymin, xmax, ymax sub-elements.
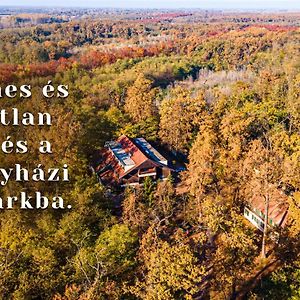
<box><xmin>244</xmin><ymin>189</ymin><xmax>289</xmax><ymax>232</ymax></box>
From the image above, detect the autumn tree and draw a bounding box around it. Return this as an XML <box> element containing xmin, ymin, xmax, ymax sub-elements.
<box><xmin>242</xmin><ymin>140</ymin><xmax>285</xmax><ymax>258</ymax></box>
<box><xmin>127</xmin><ymin>226</ymin><xmax>206</xmax><ymax>300</ymax></box>
<box><xmin>159</xmin><ymin>87</ymin><xmax>207</xmax><ymax>153</ymax></box>
<box><xmin>124</xmin><ymin>74</ymin><xmax>158</xmax><ymax>123</ymax></box>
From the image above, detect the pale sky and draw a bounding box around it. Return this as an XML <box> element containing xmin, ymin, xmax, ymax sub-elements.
<box><xmin>0</xmin><ymin>0</ymin><xmax>300</xmax><ymax>10</ymax></box>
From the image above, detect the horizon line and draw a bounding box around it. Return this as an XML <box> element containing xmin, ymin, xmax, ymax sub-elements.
<box><xmin>0</xmin><ymin>5</ymin><xmax>299</xmax><ymax>12</ymax></box>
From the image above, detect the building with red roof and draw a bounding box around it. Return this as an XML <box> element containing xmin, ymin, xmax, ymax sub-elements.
<box><xmin>95</xmin><ymin>135</ymin><xmax>173</xmax><ymax>187</ymax></box>
<box><xmin>244</xmin><ymin>189</ymin><xmax>289</xmax><ymax>232</ymax></box>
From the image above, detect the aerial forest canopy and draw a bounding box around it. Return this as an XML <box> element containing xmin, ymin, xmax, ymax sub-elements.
<box><xmin>0</xmin><ymin>7</ymin><xmax>300</xmax><ymax>300</ymax></box>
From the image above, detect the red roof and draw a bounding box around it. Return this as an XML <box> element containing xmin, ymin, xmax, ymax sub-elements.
<box><xmin>249</xmin><ymin>190</ymin><xmax>289</xmax><ymax>227</ymax></box>
<box><xmin>95</xmin><ymin>135</ymin><xmax>171</xmax><ymax>184</ymax></box>
<box><xmin>118</xmin><ymin>135</ymin><xmax>149</xmax><ymax>169</ymax></box>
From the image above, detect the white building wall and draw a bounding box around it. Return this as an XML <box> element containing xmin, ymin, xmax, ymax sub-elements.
<box><xmin>244</xmin><ymin>207</ymin><xmax>265</xmax><ymax>232</ymax></box>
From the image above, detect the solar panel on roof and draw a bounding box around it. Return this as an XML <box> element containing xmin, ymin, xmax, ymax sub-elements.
<box><xmin>106</xmin><ymin>141</ymin><xmax>135</xmax><ymax>171</ymax></box>
<box><xmin>134</xmin><ymin>138</ymin><xmax>168</xmax><ymax>165</ymax></box>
